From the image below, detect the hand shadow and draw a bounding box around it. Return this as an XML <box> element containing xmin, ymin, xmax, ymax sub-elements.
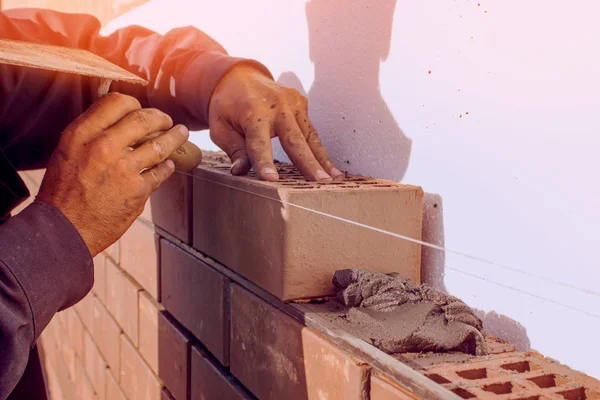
<box><xmin>274</xmin><ymin>0</ymin><xmax>411</xmax><ymax>182</ymax></box>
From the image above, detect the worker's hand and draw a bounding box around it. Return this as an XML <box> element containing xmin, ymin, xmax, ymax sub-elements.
<box><xmin>37</xmin><ymin>93</ymin><xmax>189</xmax><ymax>257</ymax></box>
<box><xmin>208</xmin><ymin>65</ymin><xmax>343</xmax><ymax>182</ymax></box>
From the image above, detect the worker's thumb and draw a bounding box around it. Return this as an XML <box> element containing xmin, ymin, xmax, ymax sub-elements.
<box><xmin>209</xmin><ymin>127</ymin><xmax>251</xmax><ymax>176</ymax></box>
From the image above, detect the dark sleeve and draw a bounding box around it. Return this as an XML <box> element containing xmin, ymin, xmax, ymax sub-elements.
<box><xmin>0</xmin><ymin>201</ymin><xmax>93</xmax><ymax>399</ymax></box>
<box><xmin>0</xmin><ymin>8</ymin><xmax>273</xmax><ymax>170</ymax></box>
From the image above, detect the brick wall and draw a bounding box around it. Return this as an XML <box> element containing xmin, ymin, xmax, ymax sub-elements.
<box><xmin>18</xmin><ymin>167</ymin><xmax>438</xmax><ymax>400</ymax></box>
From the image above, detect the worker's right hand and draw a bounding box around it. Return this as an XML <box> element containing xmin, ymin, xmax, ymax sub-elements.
<box><xmin>37</xmin><ymin>93</ymin><xmax>189</xmax><ymax>257</ymax></box>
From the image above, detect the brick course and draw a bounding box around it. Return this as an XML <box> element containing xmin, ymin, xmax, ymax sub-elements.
<box><xmin>230</xmin><ymin>283</ymin><xmax>370</xmax><ymax>400</ymax></box>
<box><xmin>160</xmin><ymin>240</ymin><xmax>230</xmax><ymax>365</ymax></box>
<box><xmin>193</xmin><ymin>157</ymin><xmax>423</xmax><ymax>301</ymax></box>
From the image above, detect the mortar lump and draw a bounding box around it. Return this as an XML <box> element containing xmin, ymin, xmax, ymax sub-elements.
<box><xmin>330</xmin><ymin>269</ymin><xmax>487</xmax><ymax>356</ymax></box>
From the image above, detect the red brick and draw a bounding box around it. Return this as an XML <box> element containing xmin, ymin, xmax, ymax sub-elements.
<box><xmin>120</xmin><ymin>334</ymin><xmax>162</xmax><ymax>400</ymax></box>
<box><xmin>193</xmin><ymin>156</ymin><xmax>423</xmax><ymax>301</ymax></box>
<box><xmin>105</xmin><ymin>240</ymin><xmax>120</xmax><ymax>264</ymax></box>
<box><xmin>230</xmin><ymin>284</ymin><xmax>370</xmax><ymax>400</ymax></box>
<box><xmin>91</xmin><ymin>296</ymin><xmax>121</xmax><ymax>373</ymax></box>
<box><xmin>66</xmin><ymin>308</ymin><xmax>84</xmax><ymax>359</ymax></box>
<box><xmin>191</xmin><ymin>346</ymin><xmax>252</xmax><ymax>400</ymax></box>
<box><xmin>160</xmin><ymin>240</ymin><xmax>230</xmax><ymax>365</ymax></box>
<box><xmin>158</xmin><ymin>312</ymin><xmax>190</xmax><ymax>400</ymax></box>
<box><xmin>84</xmin><ymin>331</ymin><xmax>107</xmax><ymax>400</ymax></box>
<box><xmin>371</xmin><ymin>374</ymin><xmax>421</xmax><ymax>400</ymax></box>
<box><xmin>93</xmin><ymin>253</ymin><xmax>107</xmax><ymax>304</ymax></box>
<box><xmin>139</xmin><ymin>290</ymin><xmax>162</xmax><ymax>375</ymax></box>
<box><xmin>120</xmin><ymin>220</ymin><xmax>160</xmax><ymax>299</ymax></box>
<box><xmin>74</xmin><ymin>357</ymin><xmax>96</xmax><ymax>400</ymax></box>
<box><xmin>150</xmin><ymin>172</ymin><xmax>193</xmax><ymax>244</ymax></box>
<box><xmin>106</xmin><ymin>258</ymin><xmax>141</xmax><ymax>345</ymax></box>
<box><xmin>105</xmin><ymin>369</ymin><xmax>127</xmax><ymax>400</ymax></box>
<box><xmin>60</xmin><ymin>336</ymin><xmax>76</xmax><ymax>382</ymax></box>
<box><xmin>74</xmin><ymin>290</ymin><xmax>95</xmax><ymax>332</ymax></box>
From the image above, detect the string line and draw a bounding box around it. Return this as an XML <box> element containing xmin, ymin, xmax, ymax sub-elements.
<box><xmin>174</xmin><ymin>169</ymin><xmax>600</xmax><ymax>301</ymax></box>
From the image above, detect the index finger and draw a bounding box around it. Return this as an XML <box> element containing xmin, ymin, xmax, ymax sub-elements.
<box><xmin>63</xmin><ymin>93</ymin><xmax>141</xmax><ymax>143</ymax></box>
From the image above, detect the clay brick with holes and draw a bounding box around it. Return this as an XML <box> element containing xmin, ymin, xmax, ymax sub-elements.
<box><xmin>150</xmin><ymin>172</ymin><xmax>193</xmax><ymax>244</ymax></box>
<box><xmin>193</xmin><ymin>154</ymin><xmax>423</xmax><ymax>301</ymax></box>
<box><xmin>120</xmin><ymin>220</ymin><xmax>160</xmax><ymax>299</ymax></box>
<box><xmin>160</xmin><ymin>240</ymin><xmax>230</xmax><ymax>365</ymax></box>
<box><xmin>120</xmin><ymin>334</ymin><xmax>163</xmax><ymax>400</ymax></box>
<box><xmin>106</xmin><ymin>258</ymin><xmax>142</xmax><ymax>345</ymax></box>
<box><xmin>422</xmin><ymin>351</ymin><xmax>600</xmax><ymax>400</ymax></box>
<box><xmin>191</xmin><ymin>345</ymin><xmax>253</xmax><ymax>400</ymax></box>
<box><xmin>158</xmin><ymin>312</ymin><xmax>191</xmax><ymax>400</ymax></box>
<box><xmin>230</xmin><ymin>283</ymin><xmax>370</xmax><ymax>399</ymax></box>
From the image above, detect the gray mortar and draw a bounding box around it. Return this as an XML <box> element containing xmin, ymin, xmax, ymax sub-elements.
<box><xmin>304</xmin><ymin>269</ymin><xmax>487</xmax><ymax>356</ymax></box>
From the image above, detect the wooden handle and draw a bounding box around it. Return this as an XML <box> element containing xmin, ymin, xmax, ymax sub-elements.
<box><xmin>134</xmin><ymin>132</ymin><xmax>203</xmax><ymax>172</ymax></box>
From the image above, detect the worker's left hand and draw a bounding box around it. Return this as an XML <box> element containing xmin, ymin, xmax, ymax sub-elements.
<box><xmin>208</xmin><ymin>65</ymin><xmax>343</xmax><ymax>182</ymax></box>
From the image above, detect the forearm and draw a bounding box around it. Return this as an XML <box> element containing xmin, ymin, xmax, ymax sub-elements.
<box><xmin>0</xmin><ymin>8</ymin><xmax>272</xmax><ymax>169</ymax></box>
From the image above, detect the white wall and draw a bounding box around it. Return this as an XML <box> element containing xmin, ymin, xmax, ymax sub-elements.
<box><xmin>105</xmin><ymin>0</ymin><xmax>600</xmax><ymax>378</ymax></box>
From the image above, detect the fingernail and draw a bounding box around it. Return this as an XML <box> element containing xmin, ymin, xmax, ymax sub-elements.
<box><xmin>317</xmin><ymin>170</ymin><xmax>332</xmax><ymax>180</ymax></box>
<box><xmin>178</xmin><ymin>125</ymin><xmax>189</xmax><ymax>138</ymax></box>
<box><xmin>166</xmin><ymin>159</ymin><xmax>175</xmax><ymax>169</ymax></box>
<box><xmin>330</xmin><ymin>168</ymin><xmax>344</xmax><ymax>178</ymax></box>
<box><xmin>263</xmin><ymin>168</ymin><xmax>278</xmax><ymax>176</ymax></box>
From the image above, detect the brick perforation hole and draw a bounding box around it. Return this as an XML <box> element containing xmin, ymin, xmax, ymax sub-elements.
<box><xmin>456</xmin><ymin>368</ymin><xmax>488</xmax><ymax>380</ymax></box>
<box><xmin>482</xmin><ymin>381</ymin><xmax>513</xmax><ymax>394</ymax></box>
<box><xmin>451</xmin><ymin>387</ymin><xmax>477</xmax><ymax>399</ymax></box>
<box><xmin>501</xmin><ymin>361</ymin><xmax>532</xmax><ymax>373</ymax></box>
<box><xmin>557</xmin><ymin>387</ymin><xmax>589</xmax><ymax>400</ymax></box>
<box><xmin>425</xmin><ymin>373</ymin><xmax>452</xmax><ymax>385</ymax></box>
<box><xmin>528</xmin><ymin>374</ymin><xmax>565</xmax><ymax>389</ymax></box>
<box><xmin>512</xmin><ymin>396</ymin><xmax>540</xmax><ymax>400</ymax></box>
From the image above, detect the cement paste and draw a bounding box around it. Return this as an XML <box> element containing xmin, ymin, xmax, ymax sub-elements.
<box><xmin>326</xmin><ymin>269</ymin><xmax>487</xmax><ymax>356</ymax></box>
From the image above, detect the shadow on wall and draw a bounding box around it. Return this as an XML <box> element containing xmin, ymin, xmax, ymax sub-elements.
<box><xmin>420</xmin><ymin>193</ymin><xmax>531</xmax><ymax>352</ymax></box>
<box><xmin>276</xmin><ymin>0</ymin><xmax>411</xmax><ymax>182</ymax></box>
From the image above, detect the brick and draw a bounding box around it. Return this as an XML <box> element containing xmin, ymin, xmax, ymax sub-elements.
<box><xmin>193</xmin><ymin>155</ymin><xmax>423</xmax><ymax>301</ymax></box>
<box><xmin>120</xmin><ymin>220</ymin><xmax>160</xmax><ymax>299</ymax></box>
<box><xmin>105</xmin><ymin>369</ymin><xmax>127</xmax><ymax>400</ymax></box>
<box><xmin>423</xmin><ymin>351</ymin><xmax>600</xmax><ymax>400</ymax></box>
<box><xmin>93</xmin><ymin>253</ymin><xmax>107</xmax><ymax>304</ymax></box>
<box><xmin>91</xmin><ymin>296</ymin><xmax>121</xmax><ymax>373</ymax></box>
<box><xmin>371</xmin><ymin>374</ymin><xmax>420</xmax><ymax>400</ymax></box>
<box><xmin>74</xmin><ymin>290</ymin><xmax>95</xmax><ymax>331</ymax></box>
<box><xmin>84</xmin><ymin>331</ymin><xmax>107</xmax><ymax>400</ymax></box>
<box><xmin>158</xmin><ymin>312</ymin><xmax>190</xmax><ymax>400</ymax></box>
<box><xmin>160</xmin><ymin>240</ymin><xmax>230</xmax><ymax>365</ymax></box>
<box><xmin>60</xmin><ymin>336</ymin><xmax>76</xmax><ymax>382</ymax></box>
<box><xmin>74</xmin><ymin>357</ymin><xmax>96</xmax><ymax>400</ymax></box>
<box><xmin>120</xmin><ymin>334</ymin><xmax>162</xmax><ymax>400</ymax></box>
<box><xmin>105</xmin><ymin>240</ymin><xmax>120</xmax><ymax>264</ymax></box>
<box><xmin>139</xmin><ymin>290</ymin><xmax>162</xmax><ymax>375</ymax></box>
<box><xmin>106</xmin><ymin>258</ymin><xmax>141</xmax><ymax>345</ymax></box>
<box><xmin>150</xmin><ymin>172</ymin><xmax>193</xmax><ymax>244</ymax></box>
<box><xmin>191</xmin><ymin>346</ymin><xmax>252</xmax><ymax>400</ymax></box>
<box><xmin>66</xmin><ymin>308</ymin><xmax>84</xmax><ymax>359</ymax></box>
<box><xmin>230</xmin><ymin>284</ymin><xmax>370</xmax><ymax>400</ymax></box>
